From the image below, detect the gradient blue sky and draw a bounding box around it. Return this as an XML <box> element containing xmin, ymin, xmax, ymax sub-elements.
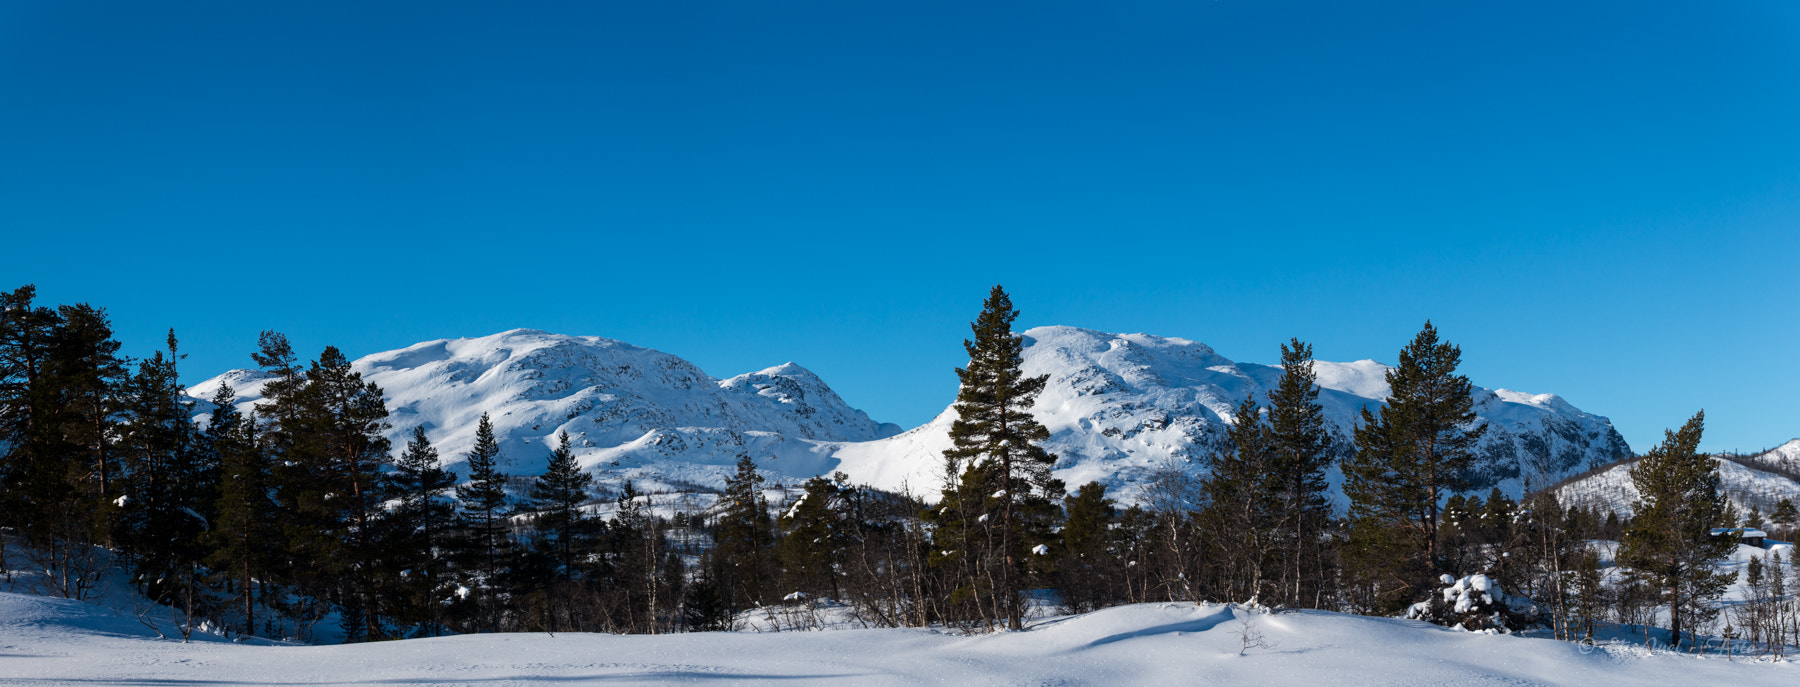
<box><xmin>3</xmin><ymin>1</ymin><xmax>1797</xmax><ymax>454</ymax></box>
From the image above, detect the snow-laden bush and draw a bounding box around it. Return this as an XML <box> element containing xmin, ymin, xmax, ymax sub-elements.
<box><xmin>1405</xmin><ymin>573</ymin><xmax>1539</xmax><ymax>633</ymax></box>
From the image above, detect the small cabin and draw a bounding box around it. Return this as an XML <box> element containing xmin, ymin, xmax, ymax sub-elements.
<box><xmin>1710</xmin><ymin>527</ymin><xmax>1768</xmax><ymax>548</ymax></box>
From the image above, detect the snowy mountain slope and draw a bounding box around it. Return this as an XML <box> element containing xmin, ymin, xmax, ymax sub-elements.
<box><xmin>1554</xmin><ymin>455</ymin><xmax>1800</xmax><ymax>518</ymax></box>
<box><xmin>824</xmin><ymin>326</ymin><xmax>1633</xmax><ymax>503</ymax></box>
<box><xmin>5</xmin><ymin>592</ymin><xmax>1793</xmax><ymax>686</ymax></box>
<box><xmin>188</xmin><ymin>329</ymin><xmax>900</xmax><ymax>493</ymax></box>
<box><xmin>1744</xmin><ymin>439</ymin><xmax>1800</xmax><ymax>474</ymax></box>
<box><xmin>186</xmin><ymin>326</ymin><xmax>1630</xmax><ymax>504</ymax></box>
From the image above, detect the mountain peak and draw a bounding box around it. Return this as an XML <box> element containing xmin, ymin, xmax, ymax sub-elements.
<box><xmin>831</xmin><ymin>325</ymin><xmax>1633</xmax><ymax>503</ymax></box>
<box><xmin>192</xmin><ymin>330</ymin><xmax>896</xmax><ymax>491</ymax></box>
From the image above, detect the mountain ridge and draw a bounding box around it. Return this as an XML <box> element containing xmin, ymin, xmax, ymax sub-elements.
<box><xmin>823</xmin><ymin>325</ymin><xmax>1633</xmax><ymax>503</ymax></box>
<box><xmin>189</xmin><ymin>326</ymin><xmax>1636</xmax><ymax>503</ymax></box>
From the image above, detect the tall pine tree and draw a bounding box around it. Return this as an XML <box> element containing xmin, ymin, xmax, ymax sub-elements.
<box><xmin>45</xmin><ymin>303</ymin><xmax>127</xmax><ymax>541</ymax></box>
<box><xmin>117</xmin><ymin>331</ymin><xmax>217</xmax><ymax>619</ymax></box>
<box><xmin>283</xmin><ymin>346</ymin><xmax>393</xmax><ymax>642</ymax></box>
<box><xmin>387</xmin><ymin>425</ymin><xmax>459</xmax><ymax>637</ymax></box>
<box><xmin>0</xmin><ymin>285</ymin><xmax>60</xmax><ymax>581</ymax></box>
<box><xmin>1265</xmin><ymin>338</ymin><xmax>1334</xmax><ymax>608</ymax></box>
<box><xmin>711</xmin><ymin>454</ymin><xmax>775</xmax><ymax>614</ymax></box>
<box><xmin>202</xmin><ymin>383</ymin><xmax>275</xmax><ymax>638</ymax></box>
<box><xmin>528</xmin><ymin>431</ymin><xmax>594</xmax><ymax>582</ymax></box>
<box><xmin>1343</xmin><ymin>321</ymin><xmax>1486</xmax><ymax>610</ymax></box>
<box><xmin>1199</xmin><ymin>395</ymin><xmax>1278</xmax><ymax>603</ymax></box>
<box><xmin>778</xmin><ymin>474</ymin><xmax>850</xmax><ymax>599</ymax></box>
<box><xmin>939</xmin><ymin>285</ymin><xmax>1058</xmax><ymax>630</ymax></box>
<box><xmin>23</xmin><ymin>299</ymin><xmax>125</xmax><ymax>598</ymax></box>
<box><xmin>455</xmin><ymin>412</ymin><xmax>511</xmax><ymax>633</ymax></box>
<box><xmin>523</xmin><ymin>431</ymin><xmax>595</xmax><ymax>632</ymax></box>
<box><xmin>1617</xmin><ymin>411</ymin><xmax>1733</xmax><ymax>650</ymax></box>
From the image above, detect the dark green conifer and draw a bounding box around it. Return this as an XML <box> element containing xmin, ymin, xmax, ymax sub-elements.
<box><xmin>1617</xmin><ymin>411</ymin><xmax>1734</xmax><ymax>650</ymax></box>
<box><xmin>1199</xmin><ymin>395</ymin><xmax>1279</xmax><ymax>603</ymax></box>
<box><xmin>1054</xmin><ymin>481</ymin><xmax>1119</xmax><ymax>613</ymax></box>
<box><xmin>939</xmin><ymin>285</ymin><xmax>1057</xmax><ymax>630</ymax></box>
<box><xmin>0</xmin><ymin>286</ymin><xmax>61</xmax><ymax>573</ymax></box>
<box><xmin>282</xmin><ymin>345</ymin><xmax>393</xmax><ymax>642</ymax></box>
<box><xmin>1772</xmin><ymin>498</ymin><xmax>1797</xmax><ymax>540</ymax></box>
<box><xmin>778</xmin><ymin>474</ymin><xmax>848</xmax><ymax>599</ymax></box>
<box><xmin>45</xmin><ymin>304</ymin><xmax>128</xmax><ymax>539</ymax></box>
<box><xmin>711</xmin><ymin>454</ymin><xmax>775</xmax><ymax>612</ymax></box>
<box><xmin>455</xmin><ymin>412</ymin><xmax>511</xmax><ymax>633</ymax></box>
<box><xmin>387</xmin><ymin>425</ymin><xmax>459</xmax><ymax>636</ymax></box>
<box><xmin>14</xmin><ymin>297</ymin><xmax>126</xmax><ymax>598</ymax></box>
<box><xmin>1570</xmin><ymin>549</ymin><xmax>1605</xmax><ymax>643</ymax></box>
<box><xmin>117</xmin><ymin>331</ymin><xmax>216</xmax><ymax>620</ymax></box>
<box><xmin>1343</xmin><ymin>321</ymin><xmax>1486</xmax><ymax>608</ymax></box>
<box><xmin>203</xmin><ymin>383</ymin><xmax>275</xmax><ymax>638</ymax></box>
<box><xmin>528</xmin><ymin>431</ymin><xmax>594</xmax><ymax>579</ymax></box>
<box><xmin>1265</xmin><ymin>338</ymin><xmax>1334</xmax><ymax>608</ymax></box>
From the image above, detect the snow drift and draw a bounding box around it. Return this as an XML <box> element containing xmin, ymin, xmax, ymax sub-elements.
<box><xmin>3</xmin><ymin>591</ymin><xmax>1792</xmax><ymax>686</ymax></box>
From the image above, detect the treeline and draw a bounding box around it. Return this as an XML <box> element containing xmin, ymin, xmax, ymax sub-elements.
<box><xmin>3</xmin><ymin>283</ymin><xmax>1796</xmax><ymax>651</ymax></box>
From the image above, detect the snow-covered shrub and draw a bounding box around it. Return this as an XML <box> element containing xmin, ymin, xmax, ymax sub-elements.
<box><xmin>1405</xmin><ymin>573</ymin><xmax>1539</xmax><ymax>633</ymax></box>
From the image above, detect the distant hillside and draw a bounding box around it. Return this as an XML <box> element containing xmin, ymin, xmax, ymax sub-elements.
<box><xmin>1551</xmin><ymin>439</ymin><xmax>1800</xmax><ymax>518</ymax></box>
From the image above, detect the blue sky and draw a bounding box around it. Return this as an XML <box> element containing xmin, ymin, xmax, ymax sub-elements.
<box><xmin>3</xmin><ymin>1</ymin><xmax>1796</xmax><ymax>454</ymax></box>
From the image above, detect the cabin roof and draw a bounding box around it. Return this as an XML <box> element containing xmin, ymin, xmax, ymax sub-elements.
<box><xmin>1710</xmin><ymin>527</ymin><xmax>1768</xmax><ymax>538</ymax></box>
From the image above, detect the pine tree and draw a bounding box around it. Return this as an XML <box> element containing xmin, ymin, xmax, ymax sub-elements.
<box><xmin>1771</xmin><ymin>498</ymin><xmax>1796</xmax><ymax>541</ymax></box>
<box><xmin>250</xmin><ymin>331</ymin><xmax>305</xmax><ymax>473</ymax></box>
<box><xmin>1570</xmin><ymin>549</ymin><xmax>1605</xmax><ymax>643</ymax></box>
<box><xmin>778</xmin><ymin>474</ymin><xmax>848</xmax><ymax>599</ymax></box>
<box><xmin>1617</xmin><ymin>411</ymin><xmax>1733</xmax><ymax>650</ymax></box>
<box><xmin>387</xmin><ymin>425</ymin><xmax>458</xmax><ymax>637</ymax></box>
<box><xmin>117</xmin><ymin>331</ymin><xmax>217</xmax><ymax>624</ymax></box>
<box><xmin>1199</xmin><ymin>395</ymin><xmax>1278</xmax><ymax>603</ymax></box>
<box><xmin>521</xmin><ymin>431</ymin><xmax>595</xmax><ymax>632</ymax></box>
<box><xmin>712</xmin><ymin>454</ymin><xmax>775</xmax><ymax>613</ymax></box>
<box><xmin>528</xmin><ymin>431</ymin><xmax>594</xmax><ymax>581</ymax></box>
<box><xmin>10</xmin><ymin>296</ymin><xmax>126</xmax><ymax>599</ymax></box>
<box><xmin>1054</xmin><ymin>481</ymin><xmax>1120</xmax><ymax>613</ymax></box>
<box><xmin>1344</xmin><ymin>321</ymin><xmax>1486</xmax><ymax>608</ymax></box>
<box><xmin>939</xmin><ymin>285</ymin><xmax>1058</xmax><ymax>630</ymax></box>
<box><xmin>202</xmin><ymin>383</ymin><xmax>275</xmax><ymax>638</ymax></box>
<box><xmin>0</xmin><ymin>285</ymin><xmax>62</xmax><ymax>584</ymax></box>
<box><xmin>1265</xmin><ymin>338</ymin><xmax>1335</xmax><ymax>608</ymax></box>
<box><xmin>455</xmin><ymin>412</ymin><xmax>511</xmax><ymax>633</ymax></box>
<box><xmin>280</xmin><ymin>345</ymin><xmax>393</xmax><ymax>642</ymax></box>
<box><xmin>44</xmin><ymin>303</ymin><xmax>127</xmax><ymax>542</ymax></box>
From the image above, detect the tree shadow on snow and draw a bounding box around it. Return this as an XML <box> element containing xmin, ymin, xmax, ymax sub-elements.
<box><xmin>1080</xmin><ymin>608</ymin><xmax>1237</xmax><ymax>650</ymax></box>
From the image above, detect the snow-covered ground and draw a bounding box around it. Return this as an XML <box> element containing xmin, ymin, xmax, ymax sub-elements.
<box><xmin>5</xmin><ymin>591</ymin><xmax>1795</xmax><ymax>686</ymax></box>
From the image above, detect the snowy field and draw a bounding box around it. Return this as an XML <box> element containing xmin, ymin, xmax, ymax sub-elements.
<box><xmin>4</xmin><ymin>591</ymin><xmax>1795</xmax><ymax>686</ymax></box>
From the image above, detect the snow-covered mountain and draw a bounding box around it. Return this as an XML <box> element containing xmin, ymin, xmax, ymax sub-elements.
<box><xmin>1554</xmin><ymin>439</ymin><xmax>1800</xmax><ymax>518</ymax></box>
<box><xmin>1743</xmin><ymin>438</ymin><xmax>1800</xmax><ymax>475</ymax></box>
<box><xmin>826</xmin><ymin>326</ymin><xmax>1633</xmax><ymax>503</ymax></box>
<box><xmin>189</xmin><ymin>326</ymin><xmax>1632</xmax><ymax>504</ymax></box>
<box><xmin>188</xmin><ymin>329</ymin><xmax>901</xmax><ymax>493</ymax></box>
